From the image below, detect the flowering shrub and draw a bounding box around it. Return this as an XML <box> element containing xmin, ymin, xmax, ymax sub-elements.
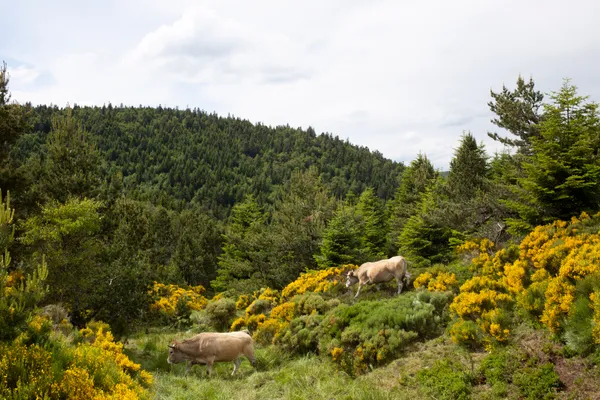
<box><xmin>0</xmin><ymin>321</ymin><xmax>152</xmax><ymax>399</ymax></box>
<box><xmin>281</xmin><ymin>265</ymin><xmax>355</xmax><ymax>298</ymax></box>
<box><xmin>452</xmin><ymin>212</ymin><xmax>600</xmax><ymax>350</ymax></box>
<box><xmin>317</xmin><ymin>291</ymin><xmax>451</xmax><ymax>376</ymax></box>
<box><xmin>414</xmin><ymin>270</ymin><xmax>459</xmax><ymax>292</ymax></box>
<box><xmin>235</xmin><ymin>294</ymin><xmax>251</xmax><ymax>310</ymax></box>
<box><xmin>270</xmin><ymin>302</ymin><xmax>296</xmax><ymax>322</ymax></box>
<box><xmin>148</xmin><ymin>282</ymin><xmax>207</xmax><ymax>322</ymax></box>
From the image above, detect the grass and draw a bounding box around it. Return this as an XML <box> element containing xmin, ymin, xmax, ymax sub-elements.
<box><xmin>125</xmin><ymin>328</ymin><xmax>421</xmax><ymax>400</ymax></box>
<box><xmin>150</xmin><ymin>355</ymin><xmax>405</xmax><ymax>400</ymax></box>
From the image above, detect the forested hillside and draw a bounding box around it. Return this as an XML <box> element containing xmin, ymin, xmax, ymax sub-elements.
<box><xmin>2</xmin><ymin>57</ymin><xmax>600</xmax><ymax>399</ymax></box>
<box><xmin>15</xmin><ymin>104</ymin><xmax>404</xmax><ymax>216</ymax></box>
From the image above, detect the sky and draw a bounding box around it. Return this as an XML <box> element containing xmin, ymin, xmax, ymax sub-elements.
<box><xmin>3</xmin><ymin>0</ymin><xmax>600</xmax><ymax>170</ymax></box>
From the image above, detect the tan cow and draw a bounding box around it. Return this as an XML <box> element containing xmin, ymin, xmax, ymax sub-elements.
<box><xmin>167</xmin><ymin>330</ymin><xmax>256</xmax><ymax>376</ymax></box>
<box><xmin>345</xmin><ymin>255</ymin><xmax>411</xmax><ymax>298</ymax></box>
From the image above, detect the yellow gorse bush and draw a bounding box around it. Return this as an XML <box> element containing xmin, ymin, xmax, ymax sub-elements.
<box><xmin>270</xmin><ymin>301</ymin><xmax>296</xmax><ymax>322</ymax></box>
<box><xmin>148</xmin><ymin>281</ymin><xmax>207</xmax><ymax>317</ymax></box>
<box><xmin>281</xmin><ymin>265</ymin><xmax>354</xmax><ymax>298</ymax></box>
<box><xmin>452</xmin><ymin>212</ymin><xmax>600</xmax><ymax>347</ymax></box>
<box><xmin>0</xmin><ymin>322</ymin><xmax>152</xmax><ymax>399</ymax></box>
<box><xmin>413</xmin><ymin>271</ymin><xmax>458</xmax><ymax>292</ymax></box>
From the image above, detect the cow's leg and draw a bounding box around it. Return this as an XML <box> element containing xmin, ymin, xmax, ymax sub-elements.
<box><xmin>232</xmin><ymin>358</ymin><xmax>242</xmax><ymax>375</ymax></box>
<box><xmin>186</xmin><ymin>360</ymin><xmax>197</xmax><ymax>374</ymax></box>
<box><xmin>396</xmin><ymin>277</ymin><xmax>404</xmax><ymax>295</ymax></box>
<box><xmin>206</xmin><ymin>359</ymin><xmax>214</xmax><ymax>377</ymax></box>
<box><xmin>354</xmin><ymin>283</ymin><xmax>363</xmax><ymax>298</ymax></box>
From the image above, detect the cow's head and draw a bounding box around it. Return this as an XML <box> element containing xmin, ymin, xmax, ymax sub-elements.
<box><xmin>167</xmin><ymin>341</ymin><xmax>185</xmax><ymax>364</ymax></box>
<box><xmin>345</xmin><ymin>270</ymin><xmax>359</xmax><ymax>287</ymax></box>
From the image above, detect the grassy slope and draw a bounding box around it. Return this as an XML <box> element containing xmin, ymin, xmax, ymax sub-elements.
<box><xmin>124</xmin><ymin>320</ymin><xmax>600</xmax><ymax>400</ymax></box>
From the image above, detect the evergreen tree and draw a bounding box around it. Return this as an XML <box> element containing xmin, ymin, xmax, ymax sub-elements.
<box><xmin>508</xmin><ymin>79</ymin><xmax>600</xmax><ymax>232</ymax></box>
<box><xmin>0</xmin><ymin>61</ymin><xmax>31</xmax><ymax>199</ymax></box>
<box><xmin>487</xmin><ymin>75</ymin><xmax>544</xmax><ymax>155</ymax></box>
<box><xmin>264</xmin><ymin>167</ymin><xmax>336</xmax><ymax>287</ymax></box>
<box><xmin>20</xmin><ymin>198</ymin><xmax>101</xmax><ymax>326</ymax></box>
<box><xmin>387</xmin><ymin>153</ymin><xmax>438</xmax><ymax>256</ymax></box>
<box><xmin>25</xmin><ymin>107</ymin><xmax>102</xmax><ymax>205</ymax></box>
<box><xmin>0</xmin><ymin>190</ymin><xmax>48</xmax><ymax>341</ymax></box>
<box><xmin>356</xmin><ymin>186</ymin><xmax>386</xmax><ymax>260</ymax></box>
<box><xmin>315</xmin><ymin>200</ymin><xmax>366</xmax><ymax>268</ymax></box>
<box><xmin>172</xmin><ymin>207</ymin><xmax>223</xmax><ymax>288</ymax></box>
<box><xmin>397</xmin><ymin>179</ymin><xmax>452</xmax><ymax>268</ymax></box>
<box><xmin>447</xmin><ymin>131</ymin><xmax>490</xmax><ymax>200</ymax></box>
<box><xmin>212</xmin><ymin>194</ymin><xmax>268</xmax><ymax>292</ymax></box>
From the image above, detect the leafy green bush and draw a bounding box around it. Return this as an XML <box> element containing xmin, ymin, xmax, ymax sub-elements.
<box><xmin>416</xmin><ymin>358</ymin><xmax>473</xmax><ymax>400</ymax></box>
<box><xmin>513</xmin><ymin>363</ymin><xmax>562</xmax><ymax>400</ymax></box>
<box><xmin>245</xmin><ymin>299</ymin><xmax>271</xmax><ymax>316</ymax></box>
<box><xmin>204</xmin><ymin>298</ymin><xmax>236</xmax><ymax>331</ymax></box>
<box><xmin>563</xmin><ymin>274</ymin><xmax>600</xmax><ymax>356</ymax></box>
<box><xmin>318</xmin><ymin>291</ymin><xmax>452</xmax><ymax>375</ymax></box>
<box><xmin>274</xmin><ymin>314</ymin><xmax>323</xmax><ymax>355</ymax></box>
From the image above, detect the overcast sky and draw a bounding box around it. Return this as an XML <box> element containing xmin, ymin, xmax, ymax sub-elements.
<box><xmin>3</xmin><ymin>0</ymin><xmax>600</xmax><ymax>169</ymax></box>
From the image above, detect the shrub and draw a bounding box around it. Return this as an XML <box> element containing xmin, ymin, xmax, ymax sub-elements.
<box><xmin>274</xmin><ymin>314</ymin><xmax>324</xmax><ymax>355</ymax></box>
<box><xmin>513</xmin><ymin>363</ymin><xmax>562</xmax><ymax>400</ymax></box>
<box><xmin>148</xmin><ymin>282</ymin><xmax>207</xmax><ymax>325</ymax></box>
<box><xmin>235</xmin><ymin>294</ymin><xmax>251</xmax><ymax>310</ymax></box>
<box><xmin>318</xmin><ymin>292</ymin><xmax>451</xmax><ymax>375</ymax></box>
<box><xmin>449</xmin><ymin>320</ymin><xmax>483</xmax><ymax>349</ymax></box>
<box><xmin>204</xmin><ymin>298</ymin><xmax>236</xmax><ymax>331</ymax></box>
<box><xmin>245</xmin><ymin>299</ymin><xmax>272</xmax><ymax>317</ymax></box>
<box><xmin>416</xmin><ymin>358</ymin><xmax>473</xmax><ymax>400</ymax></box>
<box><xmin>413</xmin><ymin>266</ymin><xmax>459</xmax><ymax>293</ymax></box>
<box><xmin>281</xmin><ymin>265</ymin><xmax>354</xmax><ymax>298</ymax></box>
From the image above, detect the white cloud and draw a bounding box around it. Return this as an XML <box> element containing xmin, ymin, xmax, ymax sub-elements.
<box><xmin>3</xmin><ymin>0</ymin><xmax>600</xmax><ymax>169</ymax></box>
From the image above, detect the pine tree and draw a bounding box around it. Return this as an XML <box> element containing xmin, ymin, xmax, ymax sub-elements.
<box><xmin>397</xmin><ymin>179</ymin><xmax>452</xmax><ymax>268</ymax></box>
<box><xmin>314</xmin><ymin>200</ymin><xmax>366</xmax><ymax>268</ymax></box>
<box><xmin>212</xmin><ymin>194</ymin><xmax>268</xmax><ymax>292</ymax></box>
<box><xmin>265</xmin><ymin>167</ymin><xmax>336</xmax><ymax>287</ymax></box>
<box><xmin>509</xmin><ymin>79</ymin><xmax>600</xmax><ymax>230</ymax></box>
<box><xmin>356</xmin><ymin>187</ymin><xmax>386</xmax><ymax>260</ymax></box>
<box><xmin>387</xmin><ymin>153</ymin><xmax>438</xmax><ymax>256</ymax></box>
<box><xmin>487</xmin><ymin>75</ymin><xmax>544</xmax><ymax>155</ymax></box>
<box><xmin>447</xmin><ymin>132</ymin><xmax>490</xmax><ymax>200</ymax></box>
<box><xmin>26</xmin><ymin>107</ymin><xmax>102</xmax><ymax>205</ymax></box>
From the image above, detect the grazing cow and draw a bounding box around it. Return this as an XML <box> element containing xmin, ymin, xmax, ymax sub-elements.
<box><xmin>167</xmin><ymin>330</ymin><xmax>256</xmax><ymax>376</ymax></box>
<box><xmin>345</xmin><ymin>256</ymin><xmax>411</xmax><ymax>298</ymax></box>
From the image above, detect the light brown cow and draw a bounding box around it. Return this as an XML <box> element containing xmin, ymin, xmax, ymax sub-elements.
<box><xmin>345</xmin><ymin>256</ymin><xmax>411</xmax><ymax>298</ymax></box>
<box><xmin>167</xmin><ymin>330</ymin><xmax>256</xmax><ymax>376</ymax></box>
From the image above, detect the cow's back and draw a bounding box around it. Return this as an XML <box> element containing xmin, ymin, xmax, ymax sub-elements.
<box><xmin>361</xmin><ymin>256</ymin><xmax>406</xmax><ymax>283</ymax></box>
<box><xmin>198</xmin><ymin>332</ymin><xmax>254</xmax><ymax>362</ymax></box>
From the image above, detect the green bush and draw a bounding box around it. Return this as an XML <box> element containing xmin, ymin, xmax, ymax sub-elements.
<box><xmin>295</xmin><ymin>293</ymin><xmax>327</xmax><ymax>315</ymax></box>
<box><xmin>416</xmin><ymin>358</ymin><xmax>473</xmax><ymax>400</ymax></box>
<box><xmin>513</xmin><ymin>363</ymin><xmax>562</xmax><ymax>400</ymax></box>
<box><xmin>204</xmin><ymin>298</ymin><xmax>236</xmax><ymax>331</ymax></box>
<box><xmin>274</xmin><ymin>314</ymin><xmax>323</xmax><ymax>355</ymax></box>
<box><xmin>246</xmin><ymin>299</ymin><xmax>271</xmax><ymax>316</ymax></box>
<box><xmin>318</xmin><ymin>291</ymin><xmax>452</xmax><ymax>375</ymax></box>
<box><xmin>563</xmin><ymin>273</ymin><xmax>600</xmax><ymax>356</ymax></box>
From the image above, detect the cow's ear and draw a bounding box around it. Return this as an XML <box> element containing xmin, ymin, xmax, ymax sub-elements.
<box><xmin>168</xmin><ymin>344</ymin><xmax>175</xmax><ymax>349</ymax></box>
<box><xmin>347</xmin><ymin>271</ymin><xmax>354</xmax><ymax>277</ymax></box>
